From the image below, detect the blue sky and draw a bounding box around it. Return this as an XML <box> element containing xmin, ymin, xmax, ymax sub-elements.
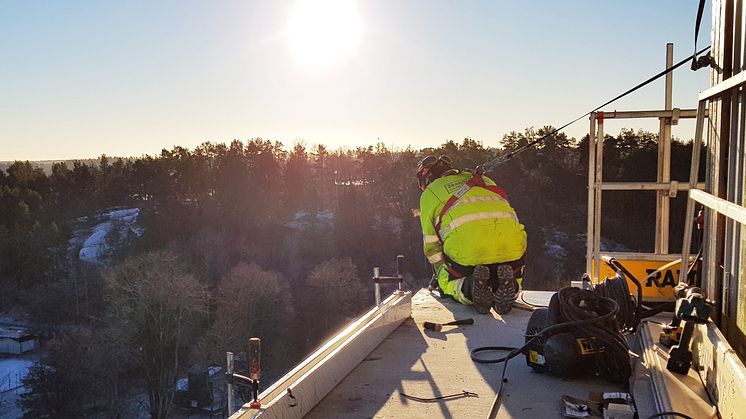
<box><xmin>1</xmin><ymin>1</ymin><xmax>711</xmax><ymax>160</ymax></box>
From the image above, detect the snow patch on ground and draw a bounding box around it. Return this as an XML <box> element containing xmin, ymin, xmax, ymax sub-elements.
<box><xmin>544</xmin><ymin>230</ymin><xmax>570</xmax><ymax>260</ymax></box>
<box><xmin>73</xmin><ymin>208</ymin><xmax>142</xmax><ymax>264</ymax></box>
<box><xmin>600</xmin><ymin>238</ymin><xmax>630</xmax><ymax>252</ymax></box>
<box><xmin>175</xmin><ymin>377</ymin><xmax>188</xmax><ymax>392</ymax></box>
<box><xmin>79</xmin><ymin>223</ymin><xmax>114</xmax><ymax>262</ymax></box>
<box><xmin>559</xmin><ymin>233</ymin><xmax>632</xmax><ymax>253</ymax></box>
<box><xmin>0</xmin><ymin>358</ymin><xmax>32</xmax><ymax>392</ymax></box>
<box><xmin>0</xmin><ymin>354</ymin><xmax>38</xmax><ymax>418</ymax></box>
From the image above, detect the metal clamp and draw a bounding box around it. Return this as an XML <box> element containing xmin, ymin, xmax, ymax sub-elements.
<box><xmin>373</xmin><ymin>255</ymin><xmax>405</xmax><ymax>306</ymax></box>
<box><xmin>669</xmin><ymin>180</ymin><xmax>679</xmax><ymax>198</ymax></box>
<box><xmin>671</xmin><ymin>107</ymin><xmax>680</xmax><ymax>125</ymax></box>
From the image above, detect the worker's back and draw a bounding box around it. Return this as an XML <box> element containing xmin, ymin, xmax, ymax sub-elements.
<box><xmin>419</xmin><ymin>171</ymin><xmax>527</xmax><ymax>266</ymax></box>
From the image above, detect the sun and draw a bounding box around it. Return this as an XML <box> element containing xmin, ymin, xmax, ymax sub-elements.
<box><xmin>285</xmin><ymin>0</ymin><xmax>362</xmax><ymax>72</ymax></box>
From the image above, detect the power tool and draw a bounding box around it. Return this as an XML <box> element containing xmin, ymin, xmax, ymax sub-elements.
<box><xmin>524</xmin><ymin>307</ymin><xmax>606</xmax><ymax>377</ymax></box>
<box><xmin>666</xmin><ymin>285</ymin><xmax>712</xmax><ymax>375</ymax></box>
<box><xmin>523</xmin><ymin>287</ymin><xmax>631</xmax><ymax>383</ymax></box>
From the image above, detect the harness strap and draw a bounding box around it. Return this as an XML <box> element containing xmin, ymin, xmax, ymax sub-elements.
<box><xmin>446</xmin><ymin>264</ymin><xmax>464</xmax><ymax>279</ymax></box>
<box><xmin>434</xmin><ymin>174</ymin><xmax>509</xmax><ymax>239</ymax></box>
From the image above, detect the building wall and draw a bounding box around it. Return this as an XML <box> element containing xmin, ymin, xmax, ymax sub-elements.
<box><xmin>707</xmin><ymin>0</ymin><xmax>746</xmax><ymax>362</ymax></box>
<box><xmin>0</xmin><ymin>338</ymin><xmax>22</xmax><ymax>355</ymax></box>
<box><xmin>692</xmin><ymin>1</ymin><xmax>746</xmax><ymax>417</ymax></box>
<box><xmin>19</xmin><ymin>338</ymin><xmax>37</xmax><ymax>353</ymax></box>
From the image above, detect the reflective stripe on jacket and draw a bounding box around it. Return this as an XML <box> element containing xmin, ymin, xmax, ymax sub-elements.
<box><xmin>420</xmin><ymin>172</ymin><xmax>527</xmax><ymax>268</ymax></box>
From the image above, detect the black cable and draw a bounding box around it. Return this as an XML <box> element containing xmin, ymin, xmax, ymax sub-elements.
<box><xmin>481</xmin><ymin>46</ymin><xmax>711</xmax><ymax>171</ymax></box>
<box><xmin>639</xmin><ymin>302</ymin><xmax>675</xmax><ymax>319</ymax></box>
<box><xmin>594</xmin><ymin>273</ymin><xmax>637</xmax><ymax>332</ymax></box>
<box><xmin>470</xmin><ymin>346</ymin><xmax>517</xmax><ymax>364</ymax></box>
<box><xmin>484</xmin><ymin>316</ymin><xmax>619</xmax><ymax>419</ymax></box>
<box><xmin>692</xmin><ymin>0</ymin><xmax>708</xmax><ymax>70</ymax></box>
<box><xmin>400</xmin><ymin>390</ymin><xmax>478</xmax><ymax>403</ymax></box>
<box><xmin>683</xmin><ymin>205</ymin><xmax>705</xmax><ymax>286</ymax></box>
<box><xmin>477</xmin><ymin>288</ymin><xmax>674</xmax><ymax>419</ymax></box>
<box><xmin>689</xmin><ymin>241</ymin><xmax>703</xmax><ymax>277</ymax></box>
<box><xmin>604</xmin><ymin>259</ymin><xmax>643</xmax><ymax>315</ymax></box>
<box><xmin>644</xmin><ymin>412</ymin><xmax>695</xmax><ymax>419</ymax></box>
<box><xmin>486</xmin><ymin>342</ymin><xmax>529</xmax><ymax>418</ymax></box>
<box><xmin>476</xmin><ymin>287</ymin><xmax>628</xmax><ymax>419</ymax></box>
<box><xmin>686</xmin><ymin>243</ymin><xmax>703</xmax><ymax>281</ymax></box>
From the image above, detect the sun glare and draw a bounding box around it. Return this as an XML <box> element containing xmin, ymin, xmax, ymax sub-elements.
<box><xmin>286</xmin><ymin>0</ymin><xmax>362</xmax><ymax>72</ymax></box>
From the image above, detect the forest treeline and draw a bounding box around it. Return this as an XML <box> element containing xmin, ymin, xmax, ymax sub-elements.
<box><xmin>0</xmin><ymin>127</ymin><xmax>700</xmax><ymax>417</ymax></box>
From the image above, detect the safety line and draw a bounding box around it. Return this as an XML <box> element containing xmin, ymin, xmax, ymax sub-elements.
<box><xmin>481</xmin><ymin>45</ymin><xmax>712</xmax><ymax>171</ymax></box>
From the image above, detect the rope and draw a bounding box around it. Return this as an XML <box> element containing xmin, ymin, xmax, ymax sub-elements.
<box><xmin>481</xmin><ymin>46</ymin><xmax>712</xmax><ymax>172</ymax></box>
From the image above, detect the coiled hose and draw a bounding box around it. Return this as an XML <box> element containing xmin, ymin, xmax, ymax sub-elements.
<box><xmin>594</xmin><ymin>273</ymin><xmax>638</xmax><ymax>332</ymax></box>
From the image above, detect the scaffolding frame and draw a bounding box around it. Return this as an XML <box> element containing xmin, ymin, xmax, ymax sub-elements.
<box><xmin>586</xmin><ymin>108</ymin><xmax>703</xmax><ymax>280</ymax></box>
<box><xmin>680</xmin><ymin>70</ymin><xmax>746</xmax><ymax>295</ymax></box>
<box><xmin>586</xmin><ymin>44</ymin><xmax>706</xmax><ymax>290</ymax></box>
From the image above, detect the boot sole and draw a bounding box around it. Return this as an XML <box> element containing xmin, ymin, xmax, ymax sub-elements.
<box><xmin>493</xmin><ymin>264</ymin><xmax>518</xmax><ymax>314</ymax></box>
<box><xmin>471</xmin><ymin>265</ymin><xmax>493</xmax><ymax>314</ymax></box>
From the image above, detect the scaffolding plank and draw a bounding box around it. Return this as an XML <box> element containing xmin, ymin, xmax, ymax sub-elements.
<box><xmin>601</xmin><ymin>182</ymin><xmax>705</xmax><ymax>191</ymax></box>
<box><xmin>690</xmin><ymin>189</ymin><xmax>746</xmax><ymax>225</ymax></box>
<box><xmin>699</xmin><ymin>69</ymin><xmax>746</xmax><ymax>101</ymax></box>
<box><xmin>600</xmin><ymin>109</ymin><xmax>698</xmax><ymax>119</ymax></box>
<box><xmin>638</xmin><ymin>321</ymin><xmax>717</xmax><ymax>418</ymax></box>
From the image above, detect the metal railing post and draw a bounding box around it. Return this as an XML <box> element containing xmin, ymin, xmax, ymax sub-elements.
<box><xmin>373</xmin><ymin>256</ymin><xmax>406</xmax><ymax>305</ymax></box>
<box><xmin>227</xmin><ymin>352</ymin><xmax>235</xmax><ymax>416</ymax></box>
<box><xmin>373</xmin><ymin>266</ymin><xmax>381</xmax><ymax>306</ymax></box>
<box><xmin>586</xmin><ymin>112</ymin><xmax>597</xmax><ymax>275</ymax></box>
<box><xmin>396</xmin><ymin>254</ymin><xmax>405</xmax><ymax>294</ymax></box>
<box><xmin>680</xmin><ymin>100</ymin><xmax>708</xmax><ymax>283</ymax></box>
<box><xmin>656</xmin><ymin>43</ymin><xmax>674</xmax><ymax>254</ymax></box>
<box><xmin>593</xmin><ymin>112</ymin><xmax>605</xmax><ymax>282</ymax></box>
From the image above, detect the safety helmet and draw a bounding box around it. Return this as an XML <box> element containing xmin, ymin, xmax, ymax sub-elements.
<box><xmin>416</xmin><ymin>155</ymin><xmax>454</xmax><ymax>191</ymax></box>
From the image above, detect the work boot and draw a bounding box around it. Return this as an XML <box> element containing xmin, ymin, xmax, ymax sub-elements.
<box><xmin>462</xmin><ymin>265</ymin><xmax>493</xmax><ymax>314</ymax></box>
<box><xmin>492</xmin><ymin>264</ymin><xmax>519</xmax><ymax>314</ymax></box>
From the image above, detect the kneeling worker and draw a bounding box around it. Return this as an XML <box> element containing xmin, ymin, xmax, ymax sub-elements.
<box><xmin>417</xmin><ymin>155</ymin><xmax>527</xmax><ymax>314</ymax></box>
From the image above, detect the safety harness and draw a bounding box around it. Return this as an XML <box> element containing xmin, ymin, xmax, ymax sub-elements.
<box><xmin>434</xmin><ymin>173</ymin><xmax>509</xmax><ymax>241</ymax></box>
<box><xmin>431</xmin><ymin>172</ymin><xmax>510</xmax><ymax>280</ymax></box>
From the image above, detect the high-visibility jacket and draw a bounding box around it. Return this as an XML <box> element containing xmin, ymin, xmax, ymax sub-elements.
<box><xmin>420</xmin><ymin>172</ymin><xmax>527</xmax><ymax>272</ymax></box>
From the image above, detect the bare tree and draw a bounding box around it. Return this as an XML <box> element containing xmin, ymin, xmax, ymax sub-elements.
<box><xmin>306</xmin><ymin>258</ymin><xmax>368</xmax><ymax>332</ymax></box>
<box><xmin>105</xmin><ymin>250</ymin><xmax>208</xmax><ymax>419</ymax></box>
<box><xmin>195</xmin><ymin>263</ymin><xmax>295</xmax><ymax>377</ymax></box>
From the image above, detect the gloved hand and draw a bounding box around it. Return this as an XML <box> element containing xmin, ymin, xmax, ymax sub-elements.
<box><xmin>428</xmin><ymin>274</ymin><xmax>438</xmax><ymax>291</ymax></box>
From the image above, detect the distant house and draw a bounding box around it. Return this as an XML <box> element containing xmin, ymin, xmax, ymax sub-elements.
<box><xmin>0</xmin><ymin>326</ymin><xmax>38</xmax><ymax>354</ymax></box>
<box><xmin>174</xmin><ymin>364</ymin><xmax>224</xmax><ymax>411</ymax></box>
